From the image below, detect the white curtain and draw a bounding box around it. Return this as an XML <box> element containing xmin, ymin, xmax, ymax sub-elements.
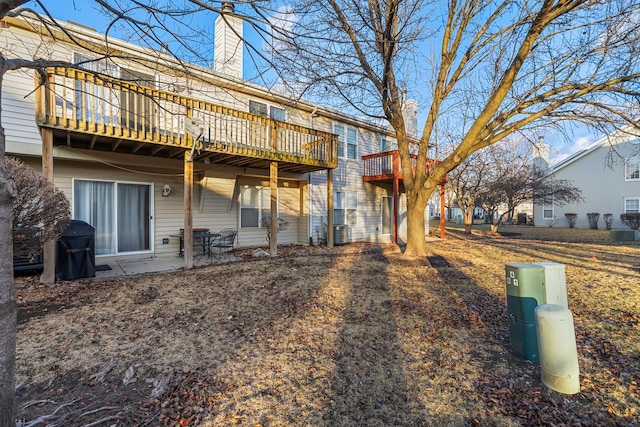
<box><xmin>118</xmin><ymin>183</ymin><xmax>150</xmax><ymax>252</ymax></box>
<box><xmin>74</xmin><ymin>180</ymin><xmax>115</xmax><ymax>255</ymax></box>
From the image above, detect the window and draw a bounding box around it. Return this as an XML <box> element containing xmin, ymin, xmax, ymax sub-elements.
<box><xmin>249</xmin><ymin>100</ymin><xmax>286</xmax><ymax>121</ymax></box>
<box><xmin>240</xmin><ymin>186</ymin><xmax>275</xmax><ymax>228</ymax></box>
<box><xmin>120</xmin><ymin>68</ymin><xmax>156</xmax><ymax>131</ymax></box>
<box><xmin>334</xmin><ymin>191</ymin><xmax>358</xmax><ymax>225</ymax></box>
<box><xmin>73</xmin><ymin>53</ymin><xmax>120</xmax><ymax>125</ymax></box>
<box><xmin>334</xmin><ymin>124</ymin><xmax>358</xmax><ymax>160</ymax></box>
<box><xmin>625</xmin><ymin>157</ymin><xmax>640</xmax><ymax>181</ymax></box>
<box><xmin>270</xmin><ymin>106</ymin><xmax>286</xmax><ymax>121</ymax></box>
<box><xmin>625</xmin><ymin>197</ymin><xmax>640</xmax><ymax>213</ymax></box>
<box><xmin>378</xmin><ymin>135</ymin><xmax>397</xmax><ymax>152</ymax></box>
<box><xmin>73</xmin><ymin>179</ymin><xmax>151</xmax><ymax>255</ymax></box>
<box><xmin>542</xmin><ymin>196</ymin><xmax>554</xmax><ymax>220</ymax></box>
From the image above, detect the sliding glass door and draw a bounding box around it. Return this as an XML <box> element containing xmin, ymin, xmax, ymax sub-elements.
<box><xmin>74</xmin><ymin>179</ymin><xmax>152</xmax><ymax>255</ymax></box>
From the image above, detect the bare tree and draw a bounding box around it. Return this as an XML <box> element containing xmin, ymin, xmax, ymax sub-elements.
<box><xmin>465</xmin><ymin>140</ymin><xmax>583</xmax><ymax>232</ymax></box>
<box><xmin>447</xmin><ymin>152</ymin><xmax>491</xmax><ymax>233</ymax></box>
<box><xmin>264</xmin><ymin>0</ymin><xmax>640</xmax><ymax>256</ymax></box>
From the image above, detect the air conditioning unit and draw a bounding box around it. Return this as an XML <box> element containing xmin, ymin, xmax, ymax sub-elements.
<box><xmin>333</xmin><ymin>224</ymin><xmax>349</xmax><ymax>245</ymax></box>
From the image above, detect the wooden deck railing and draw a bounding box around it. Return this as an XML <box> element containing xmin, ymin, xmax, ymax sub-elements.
<box><xmin>36</xmin><ymin>67</ymin><xmax>338</xmax><ymax>169</ymax></box>
<box><xmin>362</xmin><ymin>150</ymin><xmax>442</xmax><ymax>181</ymax></box>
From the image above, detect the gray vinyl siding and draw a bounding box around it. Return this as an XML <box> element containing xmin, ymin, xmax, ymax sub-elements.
<box><xmin>534</xmin><ymin>140</ymin><xmax>639</xmax><ymax>229</ymax></box>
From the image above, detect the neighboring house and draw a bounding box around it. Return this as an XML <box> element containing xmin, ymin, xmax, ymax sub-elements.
<box><xmin>533</xmin><ymin>130</ymin><xmax>640</xmax><ymax>229</ymax></box>
<box><xmin>1</xmin><ymin>10</ymin><xmax>440</xmax><ymax>269</ymax></box>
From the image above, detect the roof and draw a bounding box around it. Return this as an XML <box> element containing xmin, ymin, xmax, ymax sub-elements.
<box><xmin>549</xmin><ymin>125</ymin><xmax>640</xmax><ymax>173</ymax></box>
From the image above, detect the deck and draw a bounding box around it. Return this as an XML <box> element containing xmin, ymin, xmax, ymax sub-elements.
<box><xmin>362</xmin><ymin>150</ymin><xmax>443</xmax><ymax>183</ymax></box>
<box><xmin>36</xmin><ymin>68</ymin><xmax>338</xmax><ymax>173</ymax></box>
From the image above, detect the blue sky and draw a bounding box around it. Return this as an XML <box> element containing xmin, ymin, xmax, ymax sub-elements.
<box><xmin>28</xmin><ymin>0</ymin><xmax>596</xmax><ymax>164</ymax></box>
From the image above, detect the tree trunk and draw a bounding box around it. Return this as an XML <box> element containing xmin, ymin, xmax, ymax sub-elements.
<box><xmin>403</xmin><ymin>190</ymin><xmax>428</xmax><ymax>257</ymax></box>
<box><xmin>0</xmin><ymin>124</ymin><xmax>17</xmax><ymax>426</ymax></box>
<box><xmin>463</xmin><ymin>210</ymin><xmax>474</xmax><ymax>234</ymax></box>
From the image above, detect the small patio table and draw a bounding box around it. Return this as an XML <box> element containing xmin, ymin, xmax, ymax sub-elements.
<box><xmin>171</xmin><ymin>229</ymin><xmax>220</xmax><ymax>259</ymax></box>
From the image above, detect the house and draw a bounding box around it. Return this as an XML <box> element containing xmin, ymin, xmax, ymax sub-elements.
<box><xmin>533</xmin><ymin>129</ymin><xmax>640</xmax><ymax>229</ymax></box>
<box><xmin>1</xmin><ymin>9</ymin><xmax>443</xmax><ymax>275</ymax></box>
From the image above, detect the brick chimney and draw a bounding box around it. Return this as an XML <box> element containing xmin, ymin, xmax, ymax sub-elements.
<box><xmin>214</xmin><ymin>2</ymin><xmax>243</xmax><ymax>79</ymax></box>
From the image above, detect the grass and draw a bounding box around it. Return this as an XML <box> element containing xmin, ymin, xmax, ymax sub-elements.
<box><xmin>14</xmin><ymin>225</ymin><xmax>640</xmax><ymax>426</ymax></box>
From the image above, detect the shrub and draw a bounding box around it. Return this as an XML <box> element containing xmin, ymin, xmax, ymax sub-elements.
<box><xmin>620</xmin><ymin>213</ymin><xmax>640</xmax><ymax>230</ymax></box>
<box><xmin>4</xmin><ymin>156</ymin><xmax>70</xmax><ymax>257</ymax></box>
<box><xmin>586</xmin><ymin>212</ymin><xmax>600</xmax><ymax>229</ymax></box>
<box><xmin>565</xmin><ymin>213</ymin><xmax>577</xmax><ymax>228</ymax></box>
<box><xmin>603</xmin><ymin>213</ymin><xmax>613</xmax><ymax>230</ymax></box>
<box><xmin>261</xmin><ymin>217</ymin><xmax>289</xmax><ymax>244</ymax></box>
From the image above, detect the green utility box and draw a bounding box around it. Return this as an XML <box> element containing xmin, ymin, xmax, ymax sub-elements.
<box><xmin>506</xmin><ymin>263</ymin><xmax>546</xmax><ymax>362</ymax></box>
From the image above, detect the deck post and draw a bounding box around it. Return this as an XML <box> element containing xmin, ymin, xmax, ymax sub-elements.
<box><xmin>40</xmin><ymin>128</ymin><xmax>56</xmax><ymax>284</ymax></box>
<box><xmin>327</xmin><ymin>169</ymin><xmax>334</xmax><ymax>248</ymax></box>
<box><xmin>392</xmin><ymin>152</ymin><xmax>400</xmax><ymax>245</ymax></box>
<box><xmin>393</xmin><ymin>177</ymin><xmax>399</xmax><ymax>245</ymax></box>
<box><xmin>440</xmin><ymin>184</ymin><xmax>446</xmax><ymax>239</ymax></box>
<box><xmin>270</xmin><ymin>161</ymin><xmax>278</xmax><ymax>255</ymax></box>
<box><xmin>184</xmin><ymin>153</ymin><xmax>194</xmax><ymax>268</ymax></box>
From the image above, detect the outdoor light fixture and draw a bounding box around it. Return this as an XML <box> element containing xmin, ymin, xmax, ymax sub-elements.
<box><xmin>162</xmin><ymin>184</ymin><xmax>172</xmax><ymax>197</ymax></box>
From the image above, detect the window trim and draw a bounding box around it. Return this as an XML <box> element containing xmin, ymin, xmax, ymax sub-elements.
<box><xmin>624</xmin><ymin>197</ymin><xmax>640</xmax><ymax>213</ymax></box>
<box><xmin>334</xmin><ymin>191</ymin><xmax>358</xmax><ymax>226</ymax></box>
<box><xmin>625</xmin><ymin>157</ymin><xmax>640</xmax><ymax>181</ymax></box>
<box><xmin>542</xmin><ymin>196</ymin><xmax>554</xmax><ymax>220</ymax></box>
<box><xmin>248</xmin><ymin>99</ymin><xmax>286</xmax><ymax>122</ymax></box>
<box><xmin>334</xmin><ymin>123</ymin><xmax>358</xmax><ymax>160</ymax></box>
<box><xmin>239</xmin><ymin>185</ymin><xmax>278</xmax><ymax>229</ymax></box>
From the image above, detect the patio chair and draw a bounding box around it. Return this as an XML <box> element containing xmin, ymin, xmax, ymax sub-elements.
<box><xmin>210</xmin><ymin>228</ymin><xmax>237</xmax><ymax>261</ymax></box>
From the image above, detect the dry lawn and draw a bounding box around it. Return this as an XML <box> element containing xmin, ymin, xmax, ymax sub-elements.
<box><xmin>14</xmin><ymin>226</ymin><xmax>640</xmax><ymax>426</ymax></box>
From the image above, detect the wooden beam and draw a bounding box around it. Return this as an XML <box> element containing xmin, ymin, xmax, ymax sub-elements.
<box><xmin>183</xmin><ymin>153</ymin><xmax>194</xmax><ymax>268</ymax></box>
<box><xmin>269</xmin><ymin>161</ymin><xmax>278</xmax><ymax>255</ymax></box>
<box><xmin>112</xmin><ymin>138</ymin><xmax>123</xmax><ymax>151</ymax></box>
<box><xmin>40</xmin><ymin>128</ymin><xmax>56</xmax><ymax>285</ymax></box>
<box><xmin>440</xmin><ymin>184</ymin><xmax>446</xmax><ymax>239</ymax></box>
<box><xmin>393</xmin><ymin>177</ymin><xmax>399</xmax><ymax>245</ymax></box>
<box><xmin>327</xmin><ymin>169</ymin><xmax>334</xmax><ymax>248</ymax></box>
<box><xmin>150</xmin><ymin>144</ymin><xmax>165</xmax><ymax>155</ymax></box>
<box><xmin>132</xmin><ymin>142</ymin><xmax>145</xmax><ymax>153</ymax></box>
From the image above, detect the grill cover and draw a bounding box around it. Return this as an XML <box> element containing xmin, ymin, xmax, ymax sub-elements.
<box><xmin>56</xmin><ymin>220</ymin><xmax>96</xmax><ymax>280</ymax></box>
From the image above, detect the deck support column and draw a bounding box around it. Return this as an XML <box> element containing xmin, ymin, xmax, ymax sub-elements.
<box><xmin>269</xmin><ymin>161</ymin><xmax>278</xmax><ymax>255</ymax></box>
<box><xmin>327</xmin><ymin>169</ymin><xmax>334</xmax><ymax>248</ymax></box>
<box><xmin>440</xmin><ymin>184</ymin><xmax>446</xmax><ymax>239</ymax></box>
<box><xmin>184</xmin><ymin>153</ymin><xmax>194</xmax><ymax>268</ymax></box>
<box><xmin>392</xmin><ymin>152</ymin><xmax>400</xmax><ymax>246</ymax></box>
<box><xmin>40</xmin><ymin>128</ymin><xmax>55</xmax><ymax>284</ymax></box>
<box><xmin>393</xmin><ymin>177</ymin><xmax>399</xmax><ymax>245</ymax></box>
